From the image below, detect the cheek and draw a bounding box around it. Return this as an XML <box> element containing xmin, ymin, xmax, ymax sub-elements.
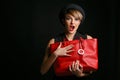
<box><xmin>76</xmin><ymin>22</ymin><xmax>81</xmax><ymax>26</ymax></box>
<box><xmin>64</xmin><ymin>21</ymin><xmax>70</xmax><ymax>26</ymax></box>
<box><xmin>75</xmin><ymin>22</ymin><xmax>81</xmax><ymax>29</ymax></box>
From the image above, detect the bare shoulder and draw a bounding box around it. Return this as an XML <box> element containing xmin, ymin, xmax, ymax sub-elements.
<box><xmin>47</xmin><ymin>38</ymin><xmax>55</xmax><ymax>47</ymax></box>
<box><xmin>87</xmin><ymin>35</ymin><xmax>93</xmax><ymax>39</ymax></box>
<box><xmin>42</xmin><ymin>38</ymin><xmax>55</xmax><ymax>63</ymax></box>
<box><xmin>45</xmin><ymin>38</ymin><xmax>55</xmax><ymax>54</ymax></box>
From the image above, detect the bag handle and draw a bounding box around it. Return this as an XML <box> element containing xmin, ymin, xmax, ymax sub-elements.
<box><xmin>79</xmin><ymin>37</ymin><xmax>84</xmax><ymax>49</ymax></box>
<box><xmin>78</xmin><ymin>37</ymin><xmax>84</xmax><ymax>55</ymax></box>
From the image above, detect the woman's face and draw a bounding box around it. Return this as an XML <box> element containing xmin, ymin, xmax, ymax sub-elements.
<box><xmin>64</xmin><ymin>14</ymin><xmax>81</xmax><ymax>34</ymax></box>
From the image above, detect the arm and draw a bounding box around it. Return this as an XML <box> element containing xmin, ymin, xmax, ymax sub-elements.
<box><xmin>40</xmin><ymin>38</ymin><xmax>74</xmax><ymax>75</ymax></box>
<box><xmin>40</xmin><ymin>38</ymin><xmax>57</xmax><ymax>75</ymax></box>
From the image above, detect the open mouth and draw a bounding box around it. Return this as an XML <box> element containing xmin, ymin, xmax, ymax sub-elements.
<box><xmin>69</xmin><ymin>26</ymin><xmax>75</xmax><ymax>31</ymax></box>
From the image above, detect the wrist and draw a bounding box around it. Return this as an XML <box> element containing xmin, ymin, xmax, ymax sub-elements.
<box><xmin>52</xmin><ymin>52</ymin><xmax>58</xmax><ymax>58</ymax></box>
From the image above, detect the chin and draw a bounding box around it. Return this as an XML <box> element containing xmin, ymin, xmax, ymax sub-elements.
<box><xmin>68</xmin><ymin>31</ymin><xmax>76</xmax><ymax>34</ymax></box>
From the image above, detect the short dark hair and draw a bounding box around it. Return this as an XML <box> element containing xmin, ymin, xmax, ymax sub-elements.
<box><xmin>59</xmin><ymin>4</ymin><xmax>85</xmax><ymax>25</ymax></box>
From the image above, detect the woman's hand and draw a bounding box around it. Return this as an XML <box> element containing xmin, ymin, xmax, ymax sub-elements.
<box><xmin>69</xmin><ymin>60</ymin><xmax>92</xmax><ymax>77</ymax></box>
<box><xmin>53</xmin><ymin>42</ymin><xmax>74</xmax><ymax>57</ymax></box>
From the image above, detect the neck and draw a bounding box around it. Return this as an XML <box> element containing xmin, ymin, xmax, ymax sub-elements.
<box><xmin>65</xmin><ymin>32</ymin><xmax>76</xmax><ymax>41</ymax></box>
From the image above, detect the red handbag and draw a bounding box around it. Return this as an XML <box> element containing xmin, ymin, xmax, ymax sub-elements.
<box><xmin>50</xmin><ymin>38</ymin><xmax>98</xmax><ymax>76</ymax></box>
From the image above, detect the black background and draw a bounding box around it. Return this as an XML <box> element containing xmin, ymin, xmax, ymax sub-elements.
<box><xmin>1</xmin><ymin>0</ymin><xmax>119</xmax><ymax>80</ymax></box>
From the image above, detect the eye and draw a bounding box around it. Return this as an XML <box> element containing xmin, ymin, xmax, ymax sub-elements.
<box><xmin>65</xmin><ymin>17</ymin><xmax>71</xmax><ymax>20</ymax></box>
<box><xmin>75</xmin><ymin>18</ymin><xmax>80</xmax><ymax>21</ymax></box>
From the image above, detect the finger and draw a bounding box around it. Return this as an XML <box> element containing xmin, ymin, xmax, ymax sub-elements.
<box><xmin>79</xmin><ymin>63</ymin><xmax>83</xmax><ymax>71</ymax></box>
<box><xmin>78</xmin><ymin>60</ymin><xmax>83</xmax><ymax>68</ymax></box>
<box><xmin>64</xmin><ymin>54</ymin><xmax>71</xmax><ymax>56</ymax></box>
<box><xmin>69</xmin><ymin>65</ymin><xmax>72</xmax><ymax>72</ymax></box>
<box><xmin>57</xmin><ymin>42</ymin><xmax>62</xmax><ymax>48</ymax></box>
<box><xmin>79</xmin><ymin>63</ymin><xmax>83</xmax><ymax>68</ymax></box>
<box><xmin>72</xmin><ymin>61</ymin><xmax>75</xmax><ymax>71</ymax></box>
<box><xmin>76</xmin><ymin>60</ymin><xmax>80</xmax><ymax>71</ymax></box>
<box><xmin>76</xmin><ymin>60</ymin><xmax>82</xmax><ymax>72</ymax></box>
<box><xmin>65</xmin><ymin>44</ymin><xmax>74</xmax><ymax>50</ymax></box>
<box><xmin>76</xmin><ymin>67</ymin><xmax>81</xmax><ymax>72</ymax></box>
<box><xmin>66</xmin><ymin>49</ymin><xmax>75</xmax><ymax>53</ymax></box>
<box><xmin>74</xmin><ymin>60</ymin><xmax>78</xmax><ymax>70</ymax></box>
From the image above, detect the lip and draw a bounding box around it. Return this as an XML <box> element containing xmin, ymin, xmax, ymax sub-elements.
<box><xmin>69</xmin><ymin>26</ymin><xmax>75</xmax><ymax>31</ymax></box>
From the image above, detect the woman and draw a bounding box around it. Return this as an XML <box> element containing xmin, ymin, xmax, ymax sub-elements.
<box><xmin>40</xmin><ymin>3</ymin><xmax>94</xmax><ymax>80</ymax></box>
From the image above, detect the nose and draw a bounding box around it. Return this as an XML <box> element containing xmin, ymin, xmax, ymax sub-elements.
<box><xmin>71</xmin><ymin>19</ymin><xmax>74</xmax><ymax>24</ymax></box>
